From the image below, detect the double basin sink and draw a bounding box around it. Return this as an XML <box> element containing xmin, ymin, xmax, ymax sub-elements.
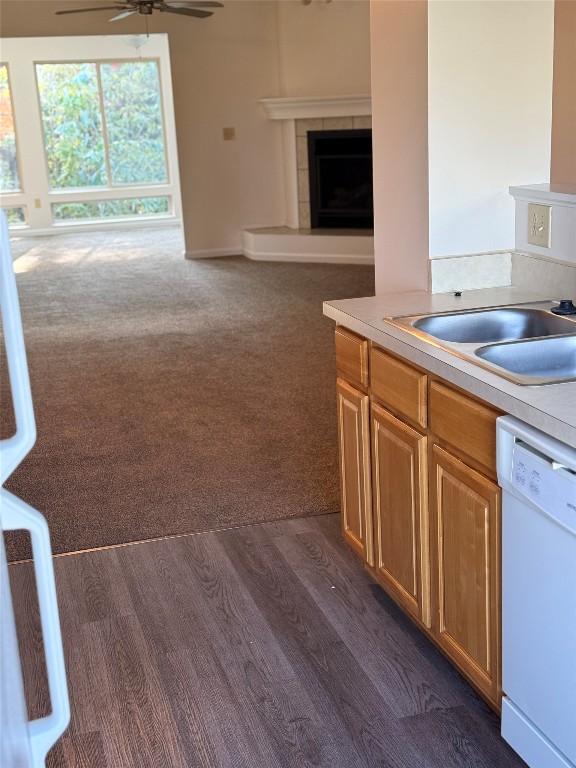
<box><xmin>389</xmin><ymin>303</ymin><xmax>576</xmax><ymax>385</ymax></box>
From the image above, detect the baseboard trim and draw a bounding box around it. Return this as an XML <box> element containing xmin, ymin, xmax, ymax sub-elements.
<box><xmin>244</xmin><ymin>249</ymin><xmax>374</xmax><ymax>265</ymax></box>
<box><xmin>185</xmin><ymin>248</ymin><xmax>242</xmax><ymax>259</ymax></box>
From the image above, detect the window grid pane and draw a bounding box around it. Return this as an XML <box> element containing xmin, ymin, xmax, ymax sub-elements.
<box><xmin>2</xmin><ymin>206</ymin><xmax>26</xmax><ymax>226</ymax></box>
<box><xmin>0</xmin><ymin>64</ymin><xmax>21</xmax><ymax>192</ymax></box>
<box><xmin>100</xmin><ymin>61</ymin><xmax>168</xmax><ymax>186</ymax></box>
<box><xmin>36</xmin><ymin>62</ymin><xmax>107</xmax><ymax>189</ymax></box>
<box><xmin>52</xmin><ymin>196</ymin><xmax>170</xmax><ymax>222</ymax></box>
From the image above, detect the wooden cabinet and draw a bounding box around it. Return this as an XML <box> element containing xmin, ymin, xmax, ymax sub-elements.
<box><xmin>371</xmin><ymin>347</ymin><xmax>428</xmax><ymax>429</ymax></box>
<box><xmin>429</xmin><ymin>381</ymin><xmax>499</xmax><ymax>478</ymax></box>
<box><xmin>333</xmin><ymin>329</ymin><xmax>502</xmax><ymax>709</ymax></box>
<box><xmin>371</xmin><ymin>403</ymin><xmax>430</xmax><ymax>626</ymax></box>
<box><xmin>335</xmin><ymin>327</ymin><xmax>369</xmax><ymax>389</ymax></box>
<box><xmin>429</xmin><ymin>445</ymin><xmax>501</xmax><ymax>703</ymax></box>
<box><xmin>336</xmin><ymin>378</ymin><xmax>374</xmax><ymax>565</ymax></box>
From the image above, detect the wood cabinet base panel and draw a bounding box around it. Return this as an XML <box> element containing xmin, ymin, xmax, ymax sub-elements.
<box><xmin>371</xmin><ymin>403</ymin><xmax>430</xmax><ymax>627</ymax></box>
<box><xmin>336</xmin><ymin>378</ymin><xmax>374</xmax><ymax>566</ymax></box>
<box><xmin>429</xmin><ymin>445</ymin><xmax>501</xmax><ymax>707</ymax></box>
<box><xmin>334</xmin><ymin>327</ymin><xmax>502</xmax><ymax>712</ymax></box>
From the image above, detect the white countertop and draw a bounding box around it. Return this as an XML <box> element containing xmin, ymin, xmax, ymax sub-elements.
<box><xmin>509</xmin><ymin>183</ymin><xmax>576</xmax><ymax>206</ymax></box>
<box><xmin>323</xmin><ymin>286</ymin><xmax>576</xmax><ymax>449</ymax></box>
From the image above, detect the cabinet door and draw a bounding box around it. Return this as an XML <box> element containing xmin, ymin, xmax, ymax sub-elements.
<box><xmin>336</xmin><ymin>378</ymin><xmax>373</xmax><ymax>565</ymax></box>
<box><xmin>371</xmin><ymin>403</ymin><xmax>430</xmax><ymax>626</ymax></box>
<box><xmin>430</xmin><ymin>444</ymin><xmax>501</xmax><ymax>705</ymax></box>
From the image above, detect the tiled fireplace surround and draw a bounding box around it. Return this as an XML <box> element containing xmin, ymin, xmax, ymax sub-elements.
<box><xmin>295</xmin><ymin>115</ymin><xmax>372</xmax><ymax>229</ymax></box>
<box><xmin>242</xmin><ymin>97</ymin><xmax>374</xmax><ymax>264</ymax></box>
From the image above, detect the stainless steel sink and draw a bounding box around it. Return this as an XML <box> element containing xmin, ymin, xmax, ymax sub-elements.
<box><xmin>476</xmin><ymin>336</ymin><xmax>576</xmax><ymax>385</ymax></box>
<box><xmin>412</xmin><ymin>307</ymin><xmax>576</xmax><ymax>343</ymax></box>
<box><xmin>386</xmin><ymin>301</ymin><xmax>576</xmax><ymax>385</ymax></box>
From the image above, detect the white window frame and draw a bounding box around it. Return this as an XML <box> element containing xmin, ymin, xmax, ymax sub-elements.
<box><xmin>0</xmin><ymin>34</ymin><xmax>182</xmax><ymax>234</ymax></box>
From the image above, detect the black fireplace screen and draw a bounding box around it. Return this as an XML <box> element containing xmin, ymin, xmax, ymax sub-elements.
<box><xmin>307</xmin><ymin>129</ymin><xmax>373</xmax><ymax>229</ymax></box>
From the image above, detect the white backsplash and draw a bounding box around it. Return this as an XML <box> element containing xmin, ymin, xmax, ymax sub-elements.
<box><xmin>511</xmin><ymin>251</ymin><xmax>576</xmax><ymax>298</ymax></box>
<box><xmin>431</xmin><ymin>252</ymin><xmax>512</xmax><ymax>293</ymax></box>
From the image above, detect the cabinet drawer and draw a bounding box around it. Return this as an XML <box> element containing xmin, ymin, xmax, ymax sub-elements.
<box><xmin>335</xmin><ymin>327</ymin><xmax>369</xmax><ymax>388</ymax></box>
<box><xmin>429</xmin><ymin>381</ymin><xmax>499</xmax><ymax>477</ymax></box>
<box><xmin>370</xmin><ymin>347</ymin><xmax>427</xmax><ymax>429</ymax></box>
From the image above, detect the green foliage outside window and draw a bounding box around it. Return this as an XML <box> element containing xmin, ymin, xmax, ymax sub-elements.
<box><xmin>52</xmin><ymin>196</ymin><xmax>169</xmax><ymax>221</ymax></box>
<box><xmin>101</xmin><ymin>62</ymin><xmax>167</xmax><ymax>185</ymax></box>
<box><xmin>36</xmin><ymin>60</ymin><xmax>167</xmax><ymax>191</ymax></box>
<box><xmin>0</xmin><ymin>64</ymin><xmax>20</xmax><ymax>192</ymax></box>
<box><xmin>2</xmin><ymin>206</ymin><xmax>26</xmax><ymax>225</ymax></box>
<box><xmin>37</xmin><ymin>63</ymin><xmax>107</xmax><ymax>189</ymax></box>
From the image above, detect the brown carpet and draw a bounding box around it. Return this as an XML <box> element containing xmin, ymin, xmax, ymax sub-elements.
<box><xmin>1</xmin><ymin>229</ymin><xmax>374</xmax><ymax>561</ymax></box>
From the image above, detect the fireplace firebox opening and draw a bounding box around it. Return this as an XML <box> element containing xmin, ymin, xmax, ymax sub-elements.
<box><xmin>307</xmin><ymin>129</ymin><xmax>373</xmax><ymax>230</ymax></box>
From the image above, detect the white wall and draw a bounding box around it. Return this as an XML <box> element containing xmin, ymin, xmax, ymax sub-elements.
<box><xmin>276</xmin><ymin>0</ymin><xmax>371</xmax><ymax>97</ymax></box>
<box><xmin>428</xmin><ymin>0</ymin><xmax>554</xmax><ymax>258</ymax></box>
<box><xmin>170</xmin><ymin>1</ymin><xmax>285</xmax><ymax>255</ymax></box>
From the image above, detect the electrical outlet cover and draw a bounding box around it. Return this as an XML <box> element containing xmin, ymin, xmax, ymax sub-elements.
<box><xmin>527</xmin><ymin>203</ymin><xmax>551</xmax><ymax>248</ymax></box>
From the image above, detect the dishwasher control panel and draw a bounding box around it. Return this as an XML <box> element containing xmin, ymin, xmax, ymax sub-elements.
<box><xmin>512</xmin><ymin>441</ymin><xmax>576</xmax><ymax>534</ymax></box>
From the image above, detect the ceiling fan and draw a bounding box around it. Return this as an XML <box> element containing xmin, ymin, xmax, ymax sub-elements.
<box><xmin>55</xmin><ymin>0</ymin><xmax>224</xmax><ymax>21</ymax></box>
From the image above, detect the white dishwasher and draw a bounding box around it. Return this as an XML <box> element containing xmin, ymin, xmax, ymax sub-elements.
<box><xmin>497</xmin><ymin>417</ymin><xmax>576</xmax><ymax>768</ymax></box>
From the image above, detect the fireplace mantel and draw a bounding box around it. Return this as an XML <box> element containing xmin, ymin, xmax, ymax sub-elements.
<box><xmin>260</xmin><ymin>95</ymin><xmax>371</xmax><ymax>121</ymax></box>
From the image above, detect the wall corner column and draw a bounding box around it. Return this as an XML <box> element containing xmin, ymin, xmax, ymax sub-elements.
<box><xmin>551</xmin><ymin>0</ymin><xmax>576</xmax><ymax>185</ymax></box>
<box><xmin>370</xmin><ymin>0</ymin><xmax>430</xmax><ymax>294</ymax></box>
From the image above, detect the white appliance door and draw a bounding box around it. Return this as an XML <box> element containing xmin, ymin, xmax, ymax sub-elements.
<box><xmin>502</xmin><ymin>475</ymin><xmax>576</xmax><ymax>765</ymax></box>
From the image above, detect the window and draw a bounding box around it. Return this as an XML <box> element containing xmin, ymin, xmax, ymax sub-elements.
<box><xmin>52</xmin><ymin>196</ymin><xmax>169</xmax><ymax>222</ymax></box>
<box><xmin>0</xmin><ymin>35</ymin><xmax>181</xmax><ymax>232</ymax></box>
<box><xmin>36</xmin><ymin>60</ymin><xmax>168</xmax><ymax>192</ymax></box>
<box><xmin>0</xmin><ymin>64</ymin><xmax>20</xmax><ymax>192</ymax></box>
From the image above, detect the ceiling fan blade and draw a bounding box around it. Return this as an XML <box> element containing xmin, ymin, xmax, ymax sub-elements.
<box><xmin>161</xmin><ymin>6</ymin><xmax>213</xmax><ymax>17</ymax></box>
<box><xmin>55</xmin><ymin>5</ymin><xmax>125</xmax><ymax>14</ymax></box>
<box><xmin>109</xmin><ymin>9</ymin><xmax>137</xmax><ymax>20</ymax></box>
<box><xmin>165</xmin><ymin>1</ymin><xmax>224</xmax><ymax>7</ymax></box>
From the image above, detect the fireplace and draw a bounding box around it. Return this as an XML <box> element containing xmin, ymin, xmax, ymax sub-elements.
<box><xmin>307</xmin><ymin>129</ymin><xmax>373</xmax><ymax>229</ymax></box>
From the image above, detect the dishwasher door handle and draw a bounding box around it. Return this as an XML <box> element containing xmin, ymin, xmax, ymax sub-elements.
<box><xmin>515</xmin><ymin>439</ymin><xmax>575</xmax><ymax>475</ymax></box>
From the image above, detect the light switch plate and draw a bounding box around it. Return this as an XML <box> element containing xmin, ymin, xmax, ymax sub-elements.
<box><xmin>527</xmin><ymin>203</ymin><xmax>551</xmax><ymax>248</ymax></box>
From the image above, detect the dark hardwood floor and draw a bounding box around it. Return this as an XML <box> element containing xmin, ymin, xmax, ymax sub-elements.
<box><xmin>9</xmin><ymin>514</ymin><xmax>525</xmax><ymax>767</ymax></box>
